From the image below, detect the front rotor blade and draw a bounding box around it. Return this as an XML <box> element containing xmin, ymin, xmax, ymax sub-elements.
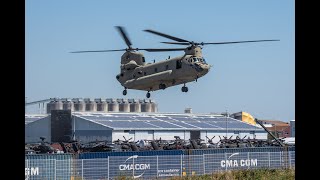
<box><xmin>70</xmin><ymin>49</ymin><xmax>127</xmax><ymax>53</ymax></box>
<box><xmin>202</xmin><ymin>39</ymin><xmax>279</xmax><ymax>45</ymax></box>
<box><xmin>161</xmin><ymin>42</ymin><xmax>190</xmax><ymax>45</ymax></box>
<box><xmin>143</xmin><ymin>48</ymin><xmax>186</xmax><ymax>52</ymax></box>
<box><xmin>144</xmin><ymin>29</ymin><xmax>189</xmax><ymax>42</ymax></box>
<box><xmin>115</xmin><ymin>26</ymin><xmax>132</xmax><ymax>48</ymax></box>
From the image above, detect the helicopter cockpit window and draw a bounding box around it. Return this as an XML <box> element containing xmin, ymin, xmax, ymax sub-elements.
<box><xmin>202</xmin><ymin>58</ymin><xmax>207</xmax><ymax>64</ymax></box>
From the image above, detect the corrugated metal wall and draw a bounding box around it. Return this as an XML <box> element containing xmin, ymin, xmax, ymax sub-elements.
<box><xmin>25</xmin><ymin>116</ymin><xmax>51</xmax><ymax>143</ymax></box>
<box><xmin>154</xmin><ymin>131</ymin><xmax>185</xmax><ymax>140</ymax></box>
<box><xmin>135</xmin><ymin>131</ymin><xmax>154</xmax><ymax>141</ymax></box>
<box><xmin>112</xmin><ymin>130</ymin><xmax>135</xmax><ymax>142</ymax></box>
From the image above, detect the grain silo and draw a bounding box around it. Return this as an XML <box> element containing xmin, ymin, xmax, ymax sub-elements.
<box><xmin>95</xmin><ymin>98</ymin><xmax>107</xmax><ymax>112</ymax></box>
<box><xmin>84</xmin><ymin>98</ymin><xmax>96</xmax><ymax>112</ymax></box>
<box><xmin>46</xmin><ymin>98</ymin><xmax>63</xmax><ymax>114</ymax></box>
<box><xmin>72</xmin><ymin>98</ymin><xmax>85</xmax><ymax>112</ymax></box>
<box><xmin>61</xmin><ymin>98</ymin><xmax>74</xmax><ymax>111</ymax></box>
<box><xmin>118</xmin><ymin>98</ymin><xmax>130</xmax><ymax>112</ymax></box>
<box><xmin>150</xmin><ymin>99</ymin><xmax>158</xmax><ymax>112</ymax></box>
<box><xmin>140</xmin><ymin>99</ymin><xmax>152</xmax><ymax>112</ymax></box>
<box><xmin>46</xmin><ymin>99</ymin><xmax>54</xmax><ymax>114</ymax></box>
<box><xmin>107</xmin><ymin>98</ymin><xmax>119</xmax><ymax>112</ymax></box>
<box><xmin>129</xmin><ymin>98</ymin><xmax>141</xmax><ymax>112</ymax></box>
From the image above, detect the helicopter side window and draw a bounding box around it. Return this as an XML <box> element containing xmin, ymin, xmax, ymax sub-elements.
<box><xmin>176</xmin><ymin>60</ymin><xmax>182</xmax><ymax>69</ymax></box>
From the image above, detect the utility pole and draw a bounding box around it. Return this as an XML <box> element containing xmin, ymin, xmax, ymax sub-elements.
<box><xmin>226</xmin><ymin>110</ymin><xmax>228</xmax><ymax>138</ymax></box>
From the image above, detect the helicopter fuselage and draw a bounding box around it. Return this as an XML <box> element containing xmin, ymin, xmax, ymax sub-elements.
<box><xmin>116</xmin><ymin>53</ymin><xmax>211</xmax><ymax>91</ymax></box>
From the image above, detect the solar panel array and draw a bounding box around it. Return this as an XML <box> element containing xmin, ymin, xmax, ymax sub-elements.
<box><xmin>75</xmin><ymin>113</ymin><xmax>260</xmax><ymax>130</ymax></box>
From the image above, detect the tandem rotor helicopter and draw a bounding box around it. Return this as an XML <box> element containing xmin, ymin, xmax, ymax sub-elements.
<box><xmin>72</xmin><ymin>26</ymin><xmax>278</xmax><ymax>98</ymax></box>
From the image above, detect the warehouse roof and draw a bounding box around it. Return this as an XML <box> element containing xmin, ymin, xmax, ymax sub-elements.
<box><xmin>73</xmin><ymin>112</ymin><xmax>263</xmax><ymax>131</ymax></box>
<box><xmin>25</xmin><ymin>114</ymin><xmax>49</xmax><ymax>125</ymax></box>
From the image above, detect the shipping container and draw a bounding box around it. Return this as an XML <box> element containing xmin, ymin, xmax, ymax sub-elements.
<box><xmin>184</xmin><ymin>146</ymin><xmax>295</xmax><ymax>155</ymax></box>
<box><xmin>78</xmin><ymin>150</ymin><xmax>184</xmax><ymax>159</ymax></box>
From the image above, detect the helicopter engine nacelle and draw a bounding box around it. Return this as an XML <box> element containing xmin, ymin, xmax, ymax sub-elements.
<box><xmin>121</xmin><ymin>51</ymin><xmax>146</xmax><ymax>65</ymax></box>
<box><xmin>185</xmin><ymin>46</ymin><xmax>203</xmax><ymax>57</ymax></box>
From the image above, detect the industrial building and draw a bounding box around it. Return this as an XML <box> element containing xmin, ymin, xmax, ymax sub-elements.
<box><xmin>25</xmin><ymin>111</ymin><xmax>267</xmax><ymax>144</ymax></box>
<box><xmin>259</xmin><ymin>120</ymin><xmax>291</xmax><ymax>138</ymax></box>
<box><xmin>290</xmin><ymin>120</ymin><xmax>295</xmax><ymax>137</ymax></box>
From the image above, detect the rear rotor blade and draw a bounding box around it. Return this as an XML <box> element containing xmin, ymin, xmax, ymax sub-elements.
<box><xmin>115</xmin><ymin>26</ymin><xmax>132</xmax><ymax>48</ymax></box>
<box><xmin>70</xmin><ymin>49</ymin><xmax>127</xmax><ymax>53</ymax></box>
<box><xmin>144</xmin><ymin>29</ymin><xmax>189</xmax><ymax>42</ymax></box>
<box><xmin>202</xmin><ymin>39</ymin><xmax>279</xmax><ymax>45</ymax></box>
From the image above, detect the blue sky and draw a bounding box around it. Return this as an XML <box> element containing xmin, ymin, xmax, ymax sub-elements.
<box><xmin>25</xmin><ymin>1</ymin><xmax>294</xmax><ymax>121</ymax></box>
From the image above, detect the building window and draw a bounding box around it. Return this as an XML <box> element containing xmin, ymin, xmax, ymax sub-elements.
<box><xmin>250</xmin><ymin>131</ymin><xmax>255</xmax><ymax>134</ymax></box>
<box><xmin>234</xmin><ymin>131</ymin><xmax>240</xmax><ymax>134</ymax></box>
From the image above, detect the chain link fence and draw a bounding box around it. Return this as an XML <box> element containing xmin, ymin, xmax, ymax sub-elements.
<box><xmin>25</xmin><ymin>150</ymin><xmax>295</xmax><ymax>179</ymax></box>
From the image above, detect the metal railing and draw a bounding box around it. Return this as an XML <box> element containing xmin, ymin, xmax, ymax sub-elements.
<box><xmin>25</xmin><ymin>151</ymin><xmax>295</xmax><ymax>179</ymax></box>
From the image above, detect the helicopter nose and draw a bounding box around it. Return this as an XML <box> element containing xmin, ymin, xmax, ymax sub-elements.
<box><xmin>200</xmin><ymin>64</ymin><xmax>211</xmax><ymax>73</ymax></box>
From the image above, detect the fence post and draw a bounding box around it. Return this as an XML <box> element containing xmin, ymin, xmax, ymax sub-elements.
<box><xmin>81</xmin><ymin>159</ymin><xmax>83</xmax><ymax>179</ymax></box>
<box><xmin>108</xmin><ymin>158</ymin><xmax>109</xmax><ymax>180</ymax></box>
<box><xmin>224</xmin><ymin>153</ymin><xmax>227</xmax><ymax>171</ymax></box>
<box><xmin>156</xmin><ymin>156</ymin><xmax>159</xmax><ymax>178</ymax></box>
<box><xmin>268</xmin><ymin>152</ymin><xmax>270</xmax><ymax>167</ymax></box>
<box><xmin>280</xmin><ymin>151</ymin><xmax>283</xmax><ymax>169</ymax></box>
<box><xmin>203</xmin><ymin>154</ymin><xmax>205</xmax><ymax>175</ymax></box>
<box><xmin>180</xmin><ymin>155</ymin><xmax>183</xmax><ymax>177</ymax></box>
<box><xmin>54</xmin><ymin>159</ymin><xmax>56</xmax><ymax>180</ymax></box>
<box><xmin>133</xmin><ymin>156</ymin><xmax>135</xmax><ymax>178</ymax></box>
<box><xmin>288</xmin><ymin>151</ymin><xmax>291</xmax><ymax>168</ymax></box>
<box><xmin>25</xmin><ymin>159</ymin><xmax>28</xmax><ymax>179</ymax></box>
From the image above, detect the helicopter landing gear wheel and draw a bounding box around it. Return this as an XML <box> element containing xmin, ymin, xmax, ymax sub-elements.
<box><xmin>181</xmin><ymin>86</ymin><xmax>188</xmax><ymax>92</ymax></box>
<box><xmin>123</xmin><ymin>89</ymin><xmax>127</xmax><ymax>96</ymax></box>
<box><xmin>159</xmin><ymin>83</ymin><xmax>166</xmax><ymax>90</ymax></box>
<box><xmin>146</xmin><ymin>92</ymin><xmax>151</xmax><ymax>98</ymax></box>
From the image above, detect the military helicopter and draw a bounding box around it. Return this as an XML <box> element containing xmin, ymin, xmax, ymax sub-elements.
<box><xmin>72</xmin><ymin>26</ymin><xmax>278</xmax><ymax>98</ymax></box>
